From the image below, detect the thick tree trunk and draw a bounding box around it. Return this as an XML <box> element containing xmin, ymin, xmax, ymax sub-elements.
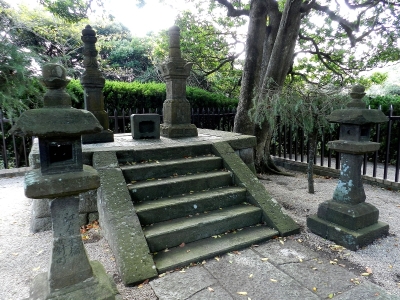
<box><xmin>307</xmin><ymin>132</ymin><xmax>317</xmax><ymax>194</ymax></box>
<box><xmin>253</xmin><ymin>0</ymin><xmax>303</xmax><ymax>172</ymax></box>
<box><xmin>233</xmin><ymin>0</ymin><xmax>267</xmax><ymax>135</ymax></box>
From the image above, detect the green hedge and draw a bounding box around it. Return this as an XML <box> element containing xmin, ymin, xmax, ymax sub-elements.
<box><xmin>66</xmin><ymin>79</ymin><xmax>238</xmax><ymax>111</ymax></box>
<box><xmin>366</xmin><ymin>94</ymin><xmax>400</xmax><ymax>115</ymax></box>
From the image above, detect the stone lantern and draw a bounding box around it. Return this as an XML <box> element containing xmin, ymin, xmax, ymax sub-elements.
<box><xmin>10</xmin><ymin>64</ymin><xmax>119</xmax><ymax>299</ymax></box>
<box><xmin>307</xmin><ymin>85</ymin><xmax>389</xmax><ymax>251</ymax></box>
<box><xmin>159</xmin><ymin>26</ymin><xmax>198</xmax><ymax>138</ymax></box>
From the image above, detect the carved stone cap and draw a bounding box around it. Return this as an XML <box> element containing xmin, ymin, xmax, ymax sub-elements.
<box><xmin>10</xmin><ymin>63</ymin><xmax>103</xmax><ymax>137</ymax></box>
<box><xmin>327</xmin><ymin>84</ymin><xmax>388</xmax><ymax>125</ymax></box>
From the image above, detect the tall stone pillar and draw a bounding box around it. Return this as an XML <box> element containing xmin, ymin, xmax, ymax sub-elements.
<box><xmin>159</xmin><ymin>26</ymin><xmax>198</xmax><ymax>138</ymax></box>
<box><xmin>81</xmin><ymin>25</ymin><xmax>114</xmax><ymax>144</ymax></box>
<box><xmin>307</xmin><ymin>85</ymin><xmax>389</xmax><ymax>250</ymax></box>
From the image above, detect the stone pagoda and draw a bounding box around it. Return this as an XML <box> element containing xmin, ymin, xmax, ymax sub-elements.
<box><xmin>81</xmin><ymin>25</ymin><xmax>114</xmax><ymax>144</ymax></box>
<box><xmin>10</xmin><ymin>63</ymin><xmax>120</xmax><ymax>299</ymax></box>
<box><xmin>159</xmin><ymin>26</ymin><xmax>198</xmax><ymax>138</ymax></box>
<box><xmin>307</xmin><ymin>85</ymin><xmax>389</xmax><ymax>250</ymax></box>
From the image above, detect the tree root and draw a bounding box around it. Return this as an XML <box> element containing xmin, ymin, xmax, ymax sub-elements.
<box><xmin>255</xmin><ymin>155</ymin><xmax>295</xmax><ymax>177</ymax></box>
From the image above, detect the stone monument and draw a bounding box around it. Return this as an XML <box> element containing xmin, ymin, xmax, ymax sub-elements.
<box><xmin>81</xmin><ymin>25</ymin><xmax>114</xmax><ymax>144</ymax></box>
<box><xmin>10</xmin><ymin>64</ymin><xmax>120</xmax><ymax>299</ymax></box>
<box><xmin>307</xmin><ymin>85</ymin><xmax>389</xmax><ymax>250</ymax></box>
<box><xmin>159</xmin><ymin>25</ymin><xmax>198</xmax><ymax>138</ymax></box>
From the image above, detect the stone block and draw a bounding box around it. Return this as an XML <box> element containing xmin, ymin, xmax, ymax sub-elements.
<box><xmin>94</xmin><ymin>151</ymin><xmax>157</xmax><ymax>285</ymax></box>
<box><xmin>32</xmin><ymin>198</ymin><xmax>51</xmax><ymax>218</ymax></box>
<box><xmin>79</xmin><ymin>189</ymin><xmax>98</xmax><ymax>213</ymax></box>
<box><xmin>307</xmin><ymin>215</ymin><xmax>389</xmax><ymax>251</ymax></box>
<box><xmin>31</xmin><ymin>216</ymin><xmax>52</xmax><ymax>233</ymax></box>
<box><xmin>25</xmin><ymin>165</ymin><xmax>100</xmax><ymax>199</ymax></box>
<box><xmin>88</xmin><ymin>212</ymin><xmax>99</xmax><ymax>223</ymax></box>
<box><xmin>131</xmin><ymin>114</ymin><xmax>160</xmax><ymax>139</ymax></box>
<box><xmin>212</xmin><ymin>142</ymin><xmax>299</xmax><ymax>237</ymax></box>
<box><xmin>317</xmin><ymin>200</ymin><xmax>379</xmax><ymax>231</ymax></box>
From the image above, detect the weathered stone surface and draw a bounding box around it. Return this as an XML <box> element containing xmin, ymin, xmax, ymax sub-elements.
<box><xmin>49</xmin><ymin>197</ymin><xmax>93</xmax><ymax>291</ymax></box>
<box><xmin>328</xmin><ymin>140</ymin><xmax>381</xmax><ymax>154</ymax></box>
<box><xmin>159</xmin><ymin>26</ymin><xmax>197</xmax><ymax>138</ymax></box>
<box><xmin>24</xmin><ymin>165</ymin><xmax>100</xmax><ymax>199</ymax></box>
<box><xmin>88</xmin><ymin>212</ymin><xmax>99</xmax><ymax>223</ymax></box>
<box><xmin>131</xmin><ymin>114</ymin><xmax>160</xmax><ymax>139</ymax></box>
<box><xmin>93</xmin><ymin>151</ymin><xmax>157</xmax><ymax>285</ymax></box>
<box><xmin>80</xmin><ymin>25</ymin><xmax>114</xmax><ymax>144</ymax></box>
<box><xmin>204</xmin><ymin>248</ymin><xmax>319</xmax><ymax>300</ymax></box>
<box><xmin>308</xmin><ymin>85</ymin><xmax>389</xmax><ymax>250</ymax></box>
<box><xmin>212</xmin><ymin>141</ymin><xmax>299</xmax><ymax>236</ymax></box>
<box><xmin>150</xmin><ymin>266</ymin><xmax>217</xmax><ymax>300</ymax></box>
<box><xmin>79</xmin><ymin>189</ymin><xmax>98</xmax><ymax>213</ymax></box>
<box><xmin>307</xmin><ymin>215</ymin><xmax>389</xmax><ymax>251</ymax></box>
<box><xmin>30</xmin><ymin>261</ymin><xmax>121</xmax><ymax>300</ymax></box>
<box><xmin>317</xmin><ymin>200</ymin><xmax>379</xmax><ymax>230</ymax></box>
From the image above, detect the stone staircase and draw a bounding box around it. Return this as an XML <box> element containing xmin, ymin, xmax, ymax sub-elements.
<box><xmin>119</xmin><ymin>149</ymin><xmax>279</xmax><ymax>272</ymax></box>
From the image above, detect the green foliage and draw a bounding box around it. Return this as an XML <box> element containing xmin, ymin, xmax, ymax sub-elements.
<box><xmin>66</xmin><ymin>79</ymin><xmax>238</xmax><ymax>111</ymax></box>
<box><xmin>250</xmin><ymin>80</ymin><xmax>349</xmax><ymax>137</ymax></box>
<box><xmin>39</xmin><ymin>0</ymin><xmax>104</xmax><ymax>23</ymax></box>
<box><xmin>365</xmin><ymin>94</ymin><xmax>400</xmax><ymax>115</ymax></box>
<box><xmin>151</xmin><ymin>8</ymin><xmax>245</xmax><ymax>98</ymax></box>
<box><xmin>0</xmin><ymin>2</ymin><xmax>44</xmax><ymax>118</ymax></box>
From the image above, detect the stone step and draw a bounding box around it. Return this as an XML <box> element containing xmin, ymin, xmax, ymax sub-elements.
<box><xmin>143</xmin><ymin>204</ymin><xmax>263</xmax><ymax>252</ymax></box>
<box><xmin>117</xmin><ymin>143</ymin><xmax>213</xmax><ymax>165</ymax></box>
<box><xmin>127</xmin><ymin>170</ymin><xmax>233</xmax><ymax>202</ymax></box>
<box><xmin>153</xmin><ymin>225</ymin><xmax>279</xmax><ymax>273</ymax></box>
<box><xmin>135</xmin><ymin>186</ymin><xmax>247</xmax><ymax>225</ymax></box>
<box><xmin>121</xmin><ymin>155</ymin><xmax>223</xmax><ymax>182</ymax></box>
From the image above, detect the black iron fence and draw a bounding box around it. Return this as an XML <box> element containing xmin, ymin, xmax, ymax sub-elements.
<box><xmin>2</xmin><ymin>105</ymin><xmax>400</xmax><ymax>183</ymax></box>
<box><xmin>271</xmin><ymin>105</ymin><xmax>400</xmax><ymax>182</ymax></box>
<box><xmin>0</xmin><ymin>107</ymin><xmax>236</xmax><ymax>169</ymax></box>
<box><xmin>109</xmin><ymin>107</ymin><xmax>236</xmax><ymax>133</ymax></box>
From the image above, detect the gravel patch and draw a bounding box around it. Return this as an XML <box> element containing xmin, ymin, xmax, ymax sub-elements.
<box><xmin>1</xmin><ymin>170</ymin><xmax>400</xmax><ymax>299</ymax></box>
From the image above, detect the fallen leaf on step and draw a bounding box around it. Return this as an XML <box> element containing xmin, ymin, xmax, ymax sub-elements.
<box><xmin>158</xmin><ymin>273</ymin><xmax>166</xmax><ymax>278</ymax></box>
<box><xmin>215</xmin><ymin>257</ymin><xmax>220</xmax><ymax>261</ymax></box>
<box><xmin>366</xmin><ymin>267</ymin><xmax>373</xmax><ymax>274</ymax></box>
<box><xmin>233</xmin><ymin>251</ymin><xmax>241</xmax><ymax>255</ymax></box>
<box><xmin>329</xmin><ymin>261</ymin><xmax>337</xmax><ymax>265</ymax></box>
<box><xmin>237</xmin><ymin>292</ymin><xmax>248</xmax><ymax>295</ymax></box>
<box><xmin>249</xmin><ymin>274</ymin><xmax>253</xmax><ymax>278</ymax></box>
<box><xmin>361</xmin><ymin>273</ymin><xmax>370</xmax><ymax>276</ymax></box>
<box><xmin>179</xmin><ymin>243</ymin><xmax>185</xmax><ymax>248</ymax></box>
<box><xmin>32</xmin><ymin>266</ymin><xmax>40</xmax><ymax>271</ymax></box>
<box><xmin>261</xmin><ymin>258</ymin><xmax>269</xmax><ymax>261</ymax></box>
<box><xmin>270</xmin><ymin>279</ymin><xmax>277</xmax><ymax>282</ymax></box>
<box><xmin>208</xmin><ymin>287</ymin><xmax>214</xmax><ymax>292</ymax></box>
<box><xmin>328</xmin><ymin>293</ymin><xmax>334</xmax><ymax>298</ymax></box>
<box><xmin>312</xmin><ymin>287</ymin><xmax>317</xmax><ymax>292</ymax></box>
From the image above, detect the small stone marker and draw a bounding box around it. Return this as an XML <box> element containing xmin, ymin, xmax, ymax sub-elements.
<box><xmin>307</xmin><ymin>85</ymin><xmax>389</xmax><ymax>251</ymax></box>
<box><xmin>131</xmin><ymin>113</ymin><xmax>160</xmax><ymax>139</ymax></box>
<box><xmin>159</xmin><ymin>26</ymin><xmax>198</xmax><ymax>138</ymax></box>
<box><xmin>10</xmin><ymin>63</ymin><xmax>120</xmax><ymax>299</ymax></box>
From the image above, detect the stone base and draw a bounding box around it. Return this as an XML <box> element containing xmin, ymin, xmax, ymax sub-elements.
<box><xmin>307</xmin><ymin>215</ymin><xmax>389</xmax><ymax>251</ymax></box>
<box><xmin>317</xmin><ymin>200</ymin><xmax>379</xmax><ymax>231</ymax></box>
<box><xmin>28</xmin><ymin>261</ymin><xmax>121</xmax><ymax>300</ymax></box>
<box><xmin>82</xmin><ymin>130</ymin><xmax>114</xmax><ymax>144</ymax></box>
<box><xmin>160</xmin><ymin>123</ymin><xmax>198</xmax><ymax>138</ymax></box>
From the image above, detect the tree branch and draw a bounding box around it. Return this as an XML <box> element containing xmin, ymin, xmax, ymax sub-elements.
<box><xmin>214</xmin><ymin>0</ymin><xmax>250</xmax><ymax>17</ymax></box>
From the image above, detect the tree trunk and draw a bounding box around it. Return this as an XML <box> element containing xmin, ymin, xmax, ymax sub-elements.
<box><xmin>307</xmin><ymin>132</ymin><xmax>317</xmax><ymax>194</ymax></box>
<box><xmin>253</xmin><ymin>0</ymin><xmax>303</xmax><ymax>172</ymax></box>
<box><xmin>233</xmin><ymin>0</ymin><xmax>267</xmax><ymax>135</ymax></box>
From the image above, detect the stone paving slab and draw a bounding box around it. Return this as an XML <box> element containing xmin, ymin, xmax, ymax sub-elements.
<box><xmin>148</xmin><ymin>239</ymin><xmax>400</xmax><ymax>300</ymax></box>
<box><xmin>203</xmin><ymin>248</ymin><xmax>319</xmax><ymax>300</ymax></box>
<box><xmin>150</xmin><ymin>267</ymin><xmax>217</xmax><ymax>300</ymax></box>
<box><xmin>252</xmin><ymin>239</ymin><xmax>318</xmax><ymax>264</ymax></box>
